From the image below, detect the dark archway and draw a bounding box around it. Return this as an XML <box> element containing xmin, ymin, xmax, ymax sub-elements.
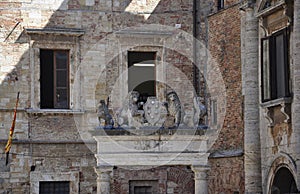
<box><xmin>271</xmin><ymin>167</ymin><xmax>298</xmax><ymax>194</ymax></box>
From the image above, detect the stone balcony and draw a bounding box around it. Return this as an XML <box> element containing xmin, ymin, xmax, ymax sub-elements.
<box><xmin>92</xmin><ymin>128</ymin><xmax>210</xmax><ymax>194</ymax></box>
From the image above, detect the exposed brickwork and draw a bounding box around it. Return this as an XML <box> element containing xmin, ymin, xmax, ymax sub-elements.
<box><xmin>208</xmin><ymin>5</ymin><xmax>243</xmax><ymax>152</ymax></box>
<box><xmin>207</xmin><ymin>4</ymin><xmax>245</xmax><ymax>193</ymax></box>
<box><xmin>208</xmin><ymin>156</ymin><xmax>244</xmax><ymax>193</ymax></box>
<box><xmin>0</xmin><ymin>0</ymin><xmax>200</xmax><ymax>193</ymax></box>
<box><xmin>112</xmin><ymin>166</ymin><xmax>194</xmax><ymax>194</ymax></box>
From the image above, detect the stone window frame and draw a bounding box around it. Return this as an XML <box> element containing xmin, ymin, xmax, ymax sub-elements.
<box><xmin>26</xmin><ymin>28</ymin><xmax>84</xmax><ymax>113</ymax></box>
<box><xmin>112</xmin><ymin>30</ymin><xmax>172</xmax><ymax>108</ymax></box>
<box><xmin>256</xmin><ymin>0</ymin><xmax>293</xmax><ymax>107</ymax></box>
<box><xmin>30</xmin><ymin>171</ymin><xmax>79</xmax><ymax>194</ymax></box>
<box><xmin>40</xmin><ymin>49</ymin><xmax>70</xmax><ymax>109</ymax></box>
<box><xmin>210</xmin><ymin>99</ymin><xmax>217</xmax><ymax>127</ymax></box>
<box><xmin>261</xmin><ymin>27</ymin><xmax>291</xmax><ymax>103</ymax></box>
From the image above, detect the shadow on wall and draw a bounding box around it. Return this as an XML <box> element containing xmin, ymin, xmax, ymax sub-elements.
<box><xmin>0</xmin><ymin>0</ymin><xmax>196</xmax><ymax>108</ymax></box>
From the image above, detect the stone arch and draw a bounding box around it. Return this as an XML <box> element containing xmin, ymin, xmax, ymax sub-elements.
<box><xmin>266</xmin><ymin>155</ymin><xmax>298</xmax><ymax>194</ymax></box>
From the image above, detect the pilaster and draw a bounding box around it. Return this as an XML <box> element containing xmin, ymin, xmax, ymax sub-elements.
<box><xmin>241</xmin><ymin>1</ymin><xmax>262</xmax><ymax>193</ymax></box>
<box><xmin>293</xmin><ymin>0</ymin><xmax>300</xmax><ymax>190</ymax></box>
<box><xmin>94</xmin><ymin>166</ymin><xmax>113</xmax><ymax>194</ymax></box>
<box><xmin>191</xmin><ymin>165</ymin><xmax>210</xmax><ymax>194</ymax></box>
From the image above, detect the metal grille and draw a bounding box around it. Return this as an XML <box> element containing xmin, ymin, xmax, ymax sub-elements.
<box><xmin>39</xmin><ymin>181</ymin><xmax>70</xmax><ymax>194</ymax></box>
<box><xmin>134</xmin><ymin>186</ymin><xmax>152</xmax><ymax>194</ymax></box>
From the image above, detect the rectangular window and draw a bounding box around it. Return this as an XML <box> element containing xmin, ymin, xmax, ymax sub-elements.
<box><xmin>261</xmin><ymin>28</ymin><xmax>290</xmax><ymax>102</ymax></box>
<box><xmin>128</xmin><ymin>51</ymin><xmax>156</xmax><ymax>103</ymax></box>
<box><xmin>134</xmin><ymin>186</ymin><xmax>152</xmax><ymax>194</ymax></box>
<box><xmin>211</xmin><ymin>100</ymin><xmax>217</xmax><ymax>126</ymax></box>
<box><xmin>39</xmin><ymin>181</ymin><xmax>70</xmax><ymax>194</ymax></box>
<box><xmin>40</xmin><ymin>49</ymin><xmax>69</xmax><ymax>109</ymax></box>
<box><xmin>129</xmin><ymin>180</ymin><xmax>158</xmax><ymax>194</ymax></box>
<box><xmin>217</xmin><ymin>0</ymin><xmax>224</xmax><ymax>10</ymax></box>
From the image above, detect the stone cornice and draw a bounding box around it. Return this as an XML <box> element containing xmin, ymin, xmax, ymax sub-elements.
<box><xmin>25</xmin><ymin>28</ymin><xmax>85</xmax><ymax>37</ymax></box>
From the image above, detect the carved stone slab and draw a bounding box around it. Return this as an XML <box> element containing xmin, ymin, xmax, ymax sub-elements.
<box><xmin>143</xmin><ymin>97</ymin><xmax>162</xmax><ymax>126</ymax></box>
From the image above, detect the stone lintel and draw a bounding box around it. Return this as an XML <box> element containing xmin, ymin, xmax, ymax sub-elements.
<box><xmin>25</xmin><ymin>28</ymin><xmax>85</xmax><ymax>37</ymax></box>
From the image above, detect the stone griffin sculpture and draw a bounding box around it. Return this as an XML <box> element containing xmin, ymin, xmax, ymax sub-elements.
<box><xmin>162</xmin><ymin>91</ymin><xmax>182</xmax><ymax>131</ymax></box>
<box><xmin>117</xmin><ymin>91</ymin><xmax>144</xmax><ymax>127</ymax></box>
<box><xmin>97</xmin><ymin>98</ymin><xmax>114</xmax><ymax>129</ymax></box>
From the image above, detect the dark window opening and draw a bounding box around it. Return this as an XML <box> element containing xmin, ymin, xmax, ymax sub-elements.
<box><xmin>40</xmin><ymin>49</ymin><xmax>69</xmax><ymax>109</ymax></box>
<box><xmin>134</xmin><ymin>186</ymin><xmax>152</xmax><ymax>194</ymax></box>
<box><xmin>217</xmin><ymin>0</ymin><xmax>224</xmax><ymax>10</ymax></box>
<box><xmin>128</xmin><ymin>51</ymin><xmax>156</xmax><ymax>104</ymax></box>
<box><xmin>129</xmin><ymin>180</ymin><xmax>158</xmax><ymax>194</ymax></box>
<box><xmin>263</xmin><ymin>0</ymin><xmax>272</xmax><ymax>9</ymax></box>
<box><xmin>261</xmin><ymin>28</ymin><xmax>290</xmax><ymax>102</ymax></box>
<box><xmin>39</xmin><ymin>181</ymin><xmax>70</xmax><ymax>194</ymax></box>
<box><xmin>271</xmin><ymin>167</ymin><xmax>298</xmax><ymax>194</ymax></box>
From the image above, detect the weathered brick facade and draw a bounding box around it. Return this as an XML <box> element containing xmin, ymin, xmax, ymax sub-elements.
<box><xmin>207</xmin><ymin>1</ymin><xmax>245</xmax><ymax>193</ymax></box>
<box><xmin>1</xmin><ymin>0</ymin><xmax>300</xmax><ymax>193</ymax></box>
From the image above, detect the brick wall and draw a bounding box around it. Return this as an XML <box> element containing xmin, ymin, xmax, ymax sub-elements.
<box><xmin>208</xmin><ymin>156</ymin><xmax>244</xmax><ymax>193</ymax></box>
<box><xmin>207</xmin><ymin>4</ymin><xmax>245</xmax><ymax>193</ymax></box>
<box><xmin>112</xmin><ymin>166</ymin><xmax>194</xmax><ymax>194</ymax></box>
<box><xmin>0</xmin><ymin>0</ymin><xmax>199</xmax><ymax>193</ymax></box>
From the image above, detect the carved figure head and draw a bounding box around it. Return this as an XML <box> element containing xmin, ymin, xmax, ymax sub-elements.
<box><xmin>129</xmin><ymin>91</ymin><xmax>140</xmax><ymax>104</ymax></box>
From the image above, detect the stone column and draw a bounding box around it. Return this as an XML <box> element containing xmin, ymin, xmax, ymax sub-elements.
<box><xmin>240</xmin><ymin>1</ymin><xmax>262</xmax><ymax>193</ymax></box>
<box><xmin>192</xmin><ymin>165</ymin><xmax>210</xmax><ymax>194</ymax></box>
<box><xmin>94</xmin><ymin>166</ymin><xmax>113</xmax><ymax>194</ymax></box>
<box><xmin>293</xmin><ymin>0</ymin><xmax>300</xmax><ymax>190</ymax></box>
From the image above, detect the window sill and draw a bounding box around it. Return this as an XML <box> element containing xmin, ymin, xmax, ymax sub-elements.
<box><xmin>25</xmin><ymin>108</ymin><xmax>85</xmax><ymax>115</ymax></box>
<box><xmin>260</xmin><ymin>97</ymin><xmax>292</xmax><ymax>108</ymax></box>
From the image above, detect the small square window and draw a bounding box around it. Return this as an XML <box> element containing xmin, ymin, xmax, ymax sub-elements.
<box><xmin>39</xmin><ymin>181</ymin><xmax>70</xmax><ymax>194</ymax></box>
<box><xmin>40</xmin><ymin>49</ymin><xmax>69</xmax><ymax>109</ymax></box>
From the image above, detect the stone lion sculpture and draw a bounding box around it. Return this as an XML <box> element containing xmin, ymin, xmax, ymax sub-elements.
<box><xmin>162</xmin><ymin>91</ymin><xmax>182</xmax><ymax>129</ymax></box>
<box><xmin>97</xmin><ymin>98</ymin><xmax>114</xmax><ymax>128</ymax></box>
<box><xmin>117</xmin><ymin>91</ymin><xmax>144</xmax><ymax>127</ymax></box>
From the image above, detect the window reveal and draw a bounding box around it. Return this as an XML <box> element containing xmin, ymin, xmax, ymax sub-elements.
<box><xmin>128</xmin><ymin>51</ymin><xmax>156</xmax><ymax>103</ymax></box>
<box><xmin>261</xmin><ymin>28</ymin><xmax>290</xmax><ymax>102</ymax></box>
<box><xmin>40</xmin><ymin>49</ymin><xmax>69</xmax><ymax>109</ymax></box>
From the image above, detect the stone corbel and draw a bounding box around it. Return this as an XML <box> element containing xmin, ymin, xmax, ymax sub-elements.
<box><xmin>263</xmin><ymin>107</ymin><xmax>274</xmax><ymax>127</ymax></box>
<box><xmin>280</xmin><ymin>102</ymin><xmax>290</xmax><ymax>123</ymax></box>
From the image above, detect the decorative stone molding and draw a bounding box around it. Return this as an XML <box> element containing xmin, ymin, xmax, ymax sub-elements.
<box><xmin>26</xmin><ymin>27</ymin><xmax>84</xmax><ymax>110</ymax></box>
<box><xmin>93</xmin><ymin>131</ymin><xmax>209</xmax><ymax>193</ymax></box>
<box><xmin>30</xmin><ymin>171</ymin><xmax>79</xmax><ymax>194</ymax></box>
<box><xmin>264</xmin><ymin>107</ymin><xmax>274</xmax><ymax>127</ymax></box>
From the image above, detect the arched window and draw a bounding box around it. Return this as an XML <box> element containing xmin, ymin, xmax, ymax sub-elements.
<box><xmin>271</xmin><ymin>167</ymin><xmax>298</xmax><ymax>194</ymax></box>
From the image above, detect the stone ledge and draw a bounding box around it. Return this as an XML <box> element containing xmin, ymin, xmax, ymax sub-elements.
<box><xmin>25</xmin><ymin>108</ymin><xmax>85</xmax><ymax>116</ymax></box>
<box><xmin>260</xmin><ymin>97</ymin><xmax>292</xmax><ymax>108</ymax></box>
<box><xmin>25</xmin><ymin>28</ymin><xmax>85</xmax><ymax>37</ymax></box>
<box><xmin>91</xmin><ymin>128</ymin><xmax>207</xmax><ymax>136</ymax></box>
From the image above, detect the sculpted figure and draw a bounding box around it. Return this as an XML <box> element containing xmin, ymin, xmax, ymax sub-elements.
<box><xmin>97</xmin><ymin>98</ymin><xmax>114</xmax><ymax>128</ymax></box>
<box><xmin>117</xmin><ymin>91</ymin><xmax>144</xmax><ymax>127</ymax></box>
<box><xmin>193</xmin><ymin>96</ymin><xmax>207</xmax><ymax>127</ymax></box>
<box><xmin>164</xmin><ymin>91</ymin><xmax>182</xmax><ymax>128</ymax></box>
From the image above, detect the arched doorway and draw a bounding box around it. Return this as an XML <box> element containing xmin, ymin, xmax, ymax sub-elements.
<box><xmin>271</xmin><ymin>167</ymin><xmax>298</xmax><ymax>194</ymax></box>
